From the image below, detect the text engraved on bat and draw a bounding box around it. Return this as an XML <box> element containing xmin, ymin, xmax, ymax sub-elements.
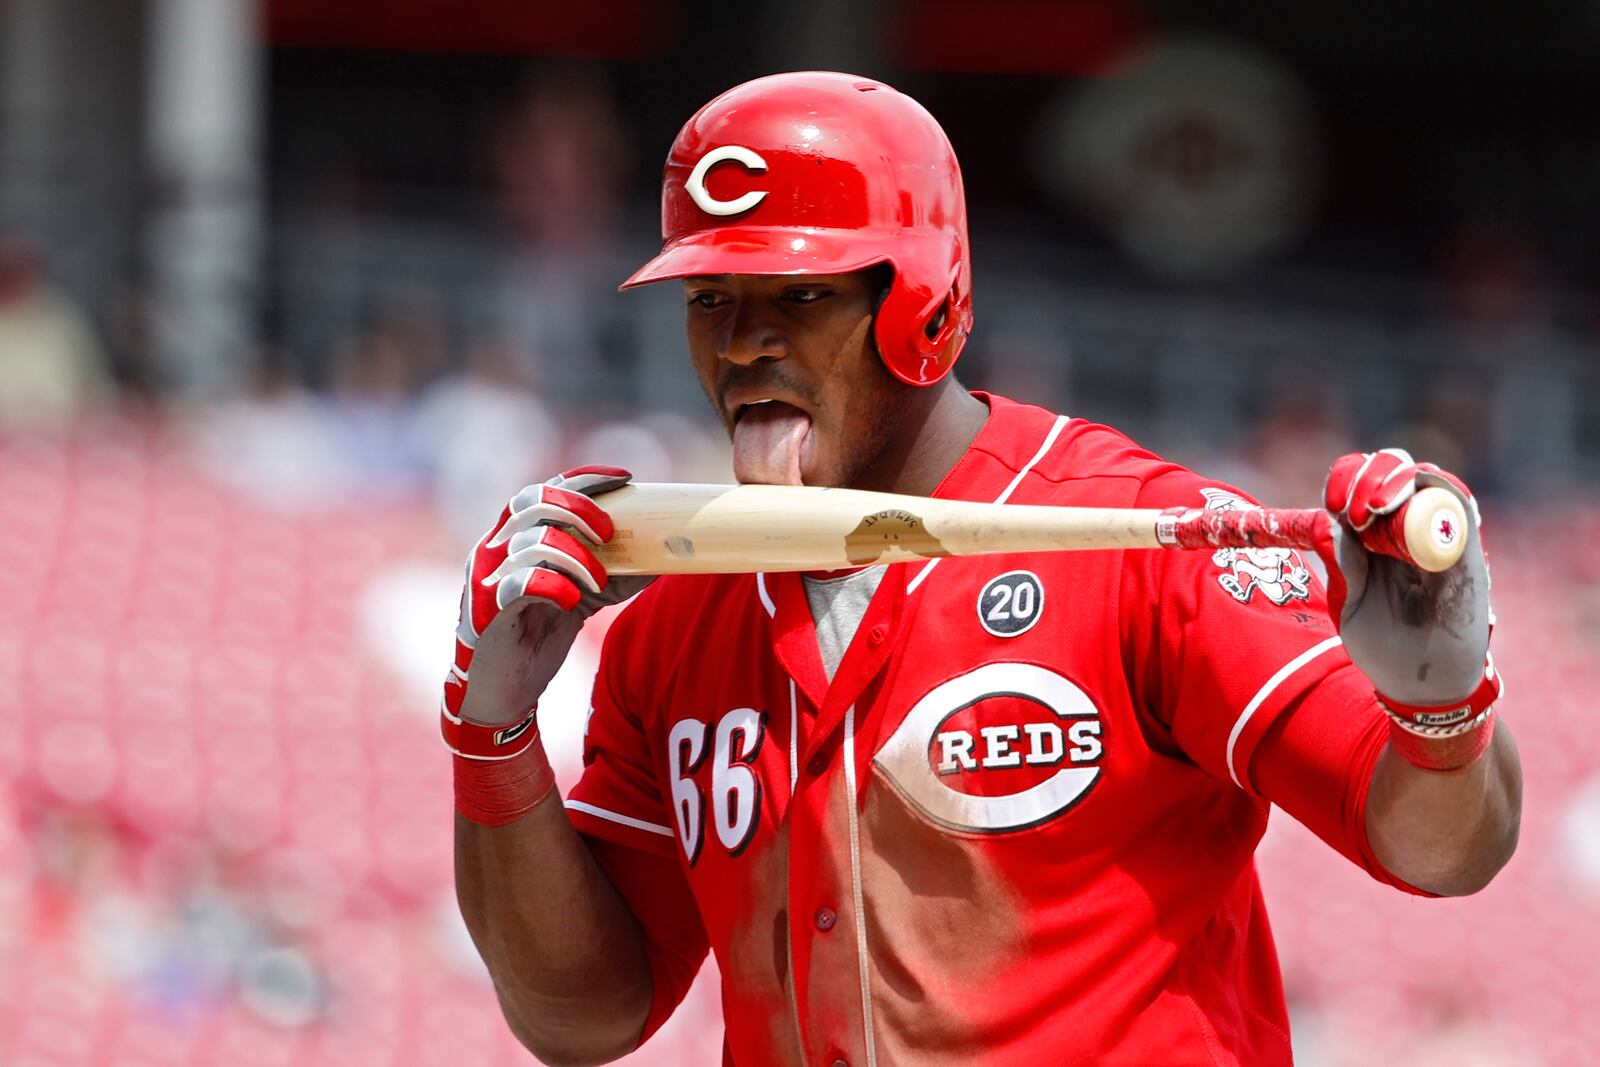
<box><xmin>843</xmin><ymin>509</ymin><xmax>947</xmax><ymax>564</ymax></box>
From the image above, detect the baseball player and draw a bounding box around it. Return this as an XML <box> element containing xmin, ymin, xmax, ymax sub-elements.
<box><xmin>445</xmin><ymin>73</ymin><xmax>1520</xmax><ymax>1065</ymax></box>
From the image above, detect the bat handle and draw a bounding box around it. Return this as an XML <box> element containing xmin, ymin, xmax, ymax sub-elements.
<box><xmin>1158</xmin><ymin>486</ymin><xmax>1469</xmax><ymax>573</ymax></box>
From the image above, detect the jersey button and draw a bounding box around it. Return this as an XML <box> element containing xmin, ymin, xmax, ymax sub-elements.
<box><xmin>867</xmin><ymin>625</ymin><xmax>886</xmax><ymax>646</ymax></box>
<box><xmin>831</xmin><ymin>1059</ymin><xmax>848</xmax><ymax>1067</ymax></box>
<box><xmin>814</xmin><ymin>907</ymin><xmax>837</xmax><ymax>931</ymax></box>
<box><xmin>807</xmin><ymin>753</ymin><xmax>828</xmax><ymax>775</ymax></box>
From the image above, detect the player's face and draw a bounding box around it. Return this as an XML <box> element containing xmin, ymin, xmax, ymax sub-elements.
<box><xmin>684</xmin><ymin>270</ymin><xmax>912</xmax><ymax>488</ymax></box>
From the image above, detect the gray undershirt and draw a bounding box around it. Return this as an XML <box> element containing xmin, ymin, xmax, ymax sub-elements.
<box><xmin>801</xmin><ymin>566</ymin><xmax>887</xmax><ymax>681</ymax></box>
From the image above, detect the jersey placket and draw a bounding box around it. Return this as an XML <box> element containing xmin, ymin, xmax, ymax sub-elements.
<box><xmin>767</xmin><ymin>567</ymin><xmax>905</xmax><ymax>1067</ymax></box>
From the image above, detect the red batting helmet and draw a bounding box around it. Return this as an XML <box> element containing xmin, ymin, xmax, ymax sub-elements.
<box><xmin>621</xmin><ymin>71</ymin><xmax>973</xmax><ymax>386</ymax></box>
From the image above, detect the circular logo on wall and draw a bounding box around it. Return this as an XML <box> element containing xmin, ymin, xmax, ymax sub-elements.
<box><xmin>977</xmin><ymin>570</ymin><xmax>1046</xmax><ymax>637</ymax></box>
<box><xmin>1036</xmin><ymin>34</ymin><xmax>1314</xmax><ymax>280</ymax></box>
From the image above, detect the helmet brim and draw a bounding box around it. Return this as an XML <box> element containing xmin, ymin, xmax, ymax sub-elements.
<box><xmin>619</xmin><ymin>226</ymin><xmax>897</xmax><ymax>290</ymax></box>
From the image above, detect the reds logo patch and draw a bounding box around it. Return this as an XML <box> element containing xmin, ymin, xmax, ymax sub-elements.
<box><xmin>1199</xmin><ymin>488</ymin><xmax>1312</xmax><ymax>606</ymax></box>
<box><xmin>873</xmin><ymin>663</ymin><xmax>1104</xmax><ymax>833</ymax></box>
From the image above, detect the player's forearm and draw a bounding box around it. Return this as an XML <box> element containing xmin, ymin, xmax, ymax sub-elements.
<box><xmin>455</xmin><ymin>798</ymin><xmax>653</xmax><ymax>1065</ymax></box>
<box><xmin>1364</xmin><ymin>723</ymin><xmax>1522</xmax><ymax>896</ymax></box>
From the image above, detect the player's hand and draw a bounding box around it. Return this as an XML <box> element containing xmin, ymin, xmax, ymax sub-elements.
<box><xmin>1314</xmin><ymin>449</ymin><xmax>1495</xmax><ymax>708</ymax></box>
<box><xmin>444</xmin><ymin>466</ymin><xmax>651</xmax><ymax>728</ymax></box>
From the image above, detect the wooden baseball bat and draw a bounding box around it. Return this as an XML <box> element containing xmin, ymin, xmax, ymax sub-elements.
<box><xmin>587</xmin><ymin>483</ymin><xmax>1469</xmax><ymax>576</ymax></box>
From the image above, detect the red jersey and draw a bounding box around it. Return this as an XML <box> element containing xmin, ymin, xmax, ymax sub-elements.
<box><xmin>567</xmin><ymin>393</ymin><xmax>1415</xmax><ymax>1066</ymax></box>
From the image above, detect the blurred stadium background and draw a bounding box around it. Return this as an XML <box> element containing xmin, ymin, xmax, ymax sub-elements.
<box><xmin>1</xmin><ymin>2</ymin><xmax>1596</xmax><ymax>1065</ymax></box>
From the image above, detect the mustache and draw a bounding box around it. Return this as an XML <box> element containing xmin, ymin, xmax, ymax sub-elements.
<box><xmin>716</xmin><ymin>365</ymin><xmax>823</xmax><ymax>411</ymax></box>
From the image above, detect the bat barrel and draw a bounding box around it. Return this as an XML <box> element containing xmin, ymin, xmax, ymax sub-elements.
<box><xmin>590</xmin><ymin>483</ymin><xmax>1175</xmax><ymax>575</ymax></box>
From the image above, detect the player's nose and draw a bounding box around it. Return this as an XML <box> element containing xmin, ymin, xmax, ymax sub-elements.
<box><xmin>717</xmin><ymin>296</ymin><xmax>788</xmax><ymax>367</ymax></box>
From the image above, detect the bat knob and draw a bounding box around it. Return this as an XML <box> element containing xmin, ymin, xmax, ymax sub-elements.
<box><xmin>1397</xmin><ymin>486</ymin><xmax>1470</xmax><ymax>573</ymax></box>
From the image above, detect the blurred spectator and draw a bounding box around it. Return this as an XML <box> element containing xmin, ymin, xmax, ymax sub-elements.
<box><xmin>634</xmin><ymin>410</ymin><xmax>738</xmax><ymax>483</ymax></box>
<box><xmin>965</xmin><ymin>328</ymin><xmax>1073</xmax><ymax>417</ymax></box>
<box><xmin>1426</xmin><ymin>222</ymin><xmax>1582</xmax><ymax>497</ymax></box>
<box><xmin>565</xmin><ymin>419</ymin><xmax>671</xmax><ymax>483</ymax></box>
<box><xmin>1392</xmin><ymin>385</ymin><xmax>1486</xmax><ymax>496</ymax></box>
<box><xmin>189</xmin><ymin>352</ymin><xmax>348</xmax><ymax>505</ymax></box>
<box><xmin>1244</xmin><ymin>386</ymin><xmax>1354</xmax><ymax>506</ymax></box>
<box><xmin>1439</xmin><ymin>223</ymin><xmax>1549</xmax><ymax>335</ymax></box>
<box><xmin>489</xmin><ymin>70</ymin><xmax>636</xmax><ymax>403</ymax></box>
<box><xmin>368</xmin><ymin>284</ymin><xmax>452</xmax><ymax>389</ymax></box>
<box><xmin>0</xmin><ymin>238</ymin><xmax>112</xmax><ymax>427</ymax></box>
<box><xmin>326</xmin><ymin>326</ymin><xmax>429</xmax><ymax>496</ymax></box>
<box><xmin>490</xmin><ymin>69</ymin><xmax>630</xmax><ymax>254</ymax></box>
<box><xmin>412</xmin><ymin>333</ymin><xmax>560</xmax><ymax>545</ymax></box>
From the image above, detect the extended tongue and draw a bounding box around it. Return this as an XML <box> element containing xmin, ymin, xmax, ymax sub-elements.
<box><xmin>731</xmin><ymin>403</ymin><xmax>811</xmax><ymax>486</ymax></box>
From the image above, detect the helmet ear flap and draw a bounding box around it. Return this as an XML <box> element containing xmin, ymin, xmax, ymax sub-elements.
<box><xmin>873</xmin><ymin>257</ymin><xmax>968</xmax><ymax>386</ymax></box>
<box><xmin>920</xmin><ymin>285</ymin><xmax>968</xmax><ymax>376</ymax></box>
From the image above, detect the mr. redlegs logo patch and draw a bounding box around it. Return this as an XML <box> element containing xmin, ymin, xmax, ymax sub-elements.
<box><xmin>874</xmin><ymin>663</ymin><xmax>1105</xmax><ymax>833</ymax></box>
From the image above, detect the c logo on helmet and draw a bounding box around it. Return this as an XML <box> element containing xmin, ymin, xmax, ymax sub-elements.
<box><xmin>686</xmin><ymin>145</ymin><xmax>769</xmax><ymax>217</ymax></box>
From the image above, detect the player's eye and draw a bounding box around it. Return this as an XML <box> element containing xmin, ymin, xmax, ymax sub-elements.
<box><xmin>687</xmin><ymin>290</ymin><xmax>729</xmax><ymax>310</ymax></box>
<box><xmin>785</xmin><ymin>287</ymin><xmax>832</xmax><ymax>304</ymax></box>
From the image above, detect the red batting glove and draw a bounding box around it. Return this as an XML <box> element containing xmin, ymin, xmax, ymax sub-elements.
<box><xmin>1315</xmin><ymin>450</ymin><xmax>1501</xmax><ymax>770</ymax></box>
<box><xmin>442</xmin><ymin>466</ymin><xmax>649</xmax><ymax>823</ymax></box>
